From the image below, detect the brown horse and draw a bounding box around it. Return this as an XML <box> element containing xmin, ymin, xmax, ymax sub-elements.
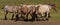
<box><xmin>20</xmin><ymin>4</ymin><xmax>37</xmax><ymax>21</ymax></box>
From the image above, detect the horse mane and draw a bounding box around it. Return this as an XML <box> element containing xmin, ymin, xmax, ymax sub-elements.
<box><xmin>36</xmin><ymin>6</ymin><xmax>40</xmax><ymax>11</ymax></box>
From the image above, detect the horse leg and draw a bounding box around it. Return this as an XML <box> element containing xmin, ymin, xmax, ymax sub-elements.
<box><xmin>15</xmin><ymin>13</ymin><xmax>19</xmax><ymax>21</ymax></box>
<box><xmin>41</xmin><ymin>13</ymin><xmax>45</xmax><ymax>21</ymax></box>
<box><xmin>35</xmin><ymin>14</ymin><xmax>38</xmax><ymax>21</ymax></box>
<box><xmin>46</xmin><ymin>12</ymin><xmax>49</xmax><ymax>20</ymax></box>
<box><xmin>33</xmin><ymin>11</ymin><xmax>38</xmax><ymax>21</ymax></box>
<box><xmin>5</xmin><ymin>12</ymin><xmax>8</xmax><ymax>20</ymax></box>
<box><xmin>44</xmin><ymin>12</ymin><xmax>47</xmax><ymax>18</ymax></box>
<box><xmin>20</xmin><ymin>13</ymin><xmax>23</xmax><ymax>18</ymax></box>
<box><xmin>24</xmin><ymin>13</ymin><xmax>28</xmax><ymax>21</ymax></box>
<box><xmin>48</xmin><ymin>12</ymin><xmax>51</xmax><ymax>18</ymax></box>
<box><xmin>32</xmin><ymin>14</ymin><xmax>35</xmax><ymax>21</ymax></box>
<box><xmin>26</xmin><ymin>13</ymin><xmax>28</xmax><ymax>21</ymax></box>
<box><xmin>11</xmin><ymin>13</ymin><xmax>14</xmax><ymax>20</ymax></box>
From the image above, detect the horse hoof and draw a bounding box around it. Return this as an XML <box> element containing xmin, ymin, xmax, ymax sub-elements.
<box><xmin>46</xmin><ymin>18</ymin><xmax>49</xmax><ymax>21</ymax></box>
<box><xmin>5</xmin><ymin>19</ymin><xmax>7</xmax><ymax>20</ymax></box>
<box><xmin>11</xmin><ymin>19</ymin><xmax>13</xmax><ymax>20</ymax></box>
<box><xmin>48</xmin><ymin>16</ymin><xmax>51</xmax><ymax>18</ymax></box>
<box><xmin>42</xmin><ymin>19</ymin><xmax>45</xmax><ymax>21</ymax></box>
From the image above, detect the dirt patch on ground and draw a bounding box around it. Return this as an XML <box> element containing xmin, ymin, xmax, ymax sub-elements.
<box><xmin>0</xmin><ymin>20</ymin><xmax>60</xmax><ymax>25</ymax></box>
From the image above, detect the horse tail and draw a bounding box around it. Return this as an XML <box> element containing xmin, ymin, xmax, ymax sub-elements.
<box><xmin>1</xmin><ymin>6</ymin><xmax>4</xmax><ymax>9</ymax></box>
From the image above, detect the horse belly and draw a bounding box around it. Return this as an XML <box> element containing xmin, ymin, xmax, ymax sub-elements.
<box><xmin>38</xmin><ymin>8</ymin><xmax>46</xmax><ymax>13</ymax></box>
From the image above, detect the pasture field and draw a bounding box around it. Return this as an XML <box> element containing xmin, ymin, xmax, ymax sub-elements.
<box><xmin>0</xmin><ymin>0</ymin><xmax>60</xmax><ymax>25</ymax></box>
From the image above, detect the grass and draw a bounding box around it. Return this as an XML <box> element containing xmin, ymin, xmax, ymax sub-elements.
<box><xmin>0</xmin><ymin>0</ymin><xmax>60</xmax><ymax>21</ymax></box>
<box><xmin>50</xmin><ymin>10</ymin><xmax>60</xmax><ymax>21</ymax></box>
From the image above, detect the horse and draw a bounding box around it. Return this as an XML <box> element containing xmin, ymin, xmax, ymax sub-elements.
<box><xmin>36</xmin><ymin>4</ymin><xmax>56</xmax><ymax>21</ymax></box>
<box><xmin>20</xmin><ymin>4</ymin><xmax>37</xmax><ymax>21</ymax></box>
<box><xmin>2</xmin><ymin>5</ymin><xmax>22</xmax><ymax>20</ymax></box>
